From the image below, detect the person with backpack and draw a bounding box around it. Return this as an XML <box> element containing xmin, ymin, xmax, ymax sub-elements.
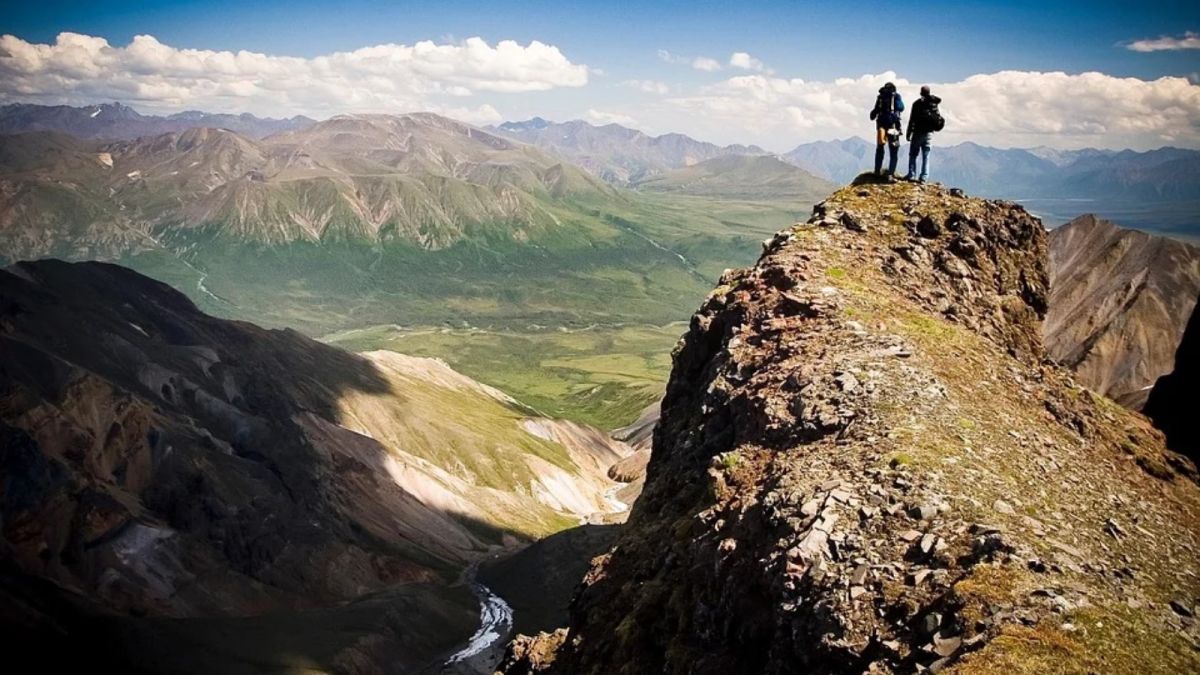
<box><xmin>869</xmin><ymin>82</ymin><xmax>905</xmax><ymax>180</ymax></box>
<box><xmin>904</xmin><ymin>85</ymin><xmax>944</xmax><ymax>183</ymax></box>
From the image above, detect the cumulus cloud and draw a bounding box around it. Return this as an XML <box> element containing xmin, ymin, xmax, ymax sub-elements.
<box><xmin>1126</xmin><ymin>31</ymin><xmax>1200</xmax><ymax>52</ymax></box>
<box><xmin>587</xmin><ymin>109</ymin><xmax>639</xmax><ymax>127</ymax></box>
<box><xmin>729</xmin><ymin>52</ymin><xmax>765</xmax><ymax>72</ymax></box>
<box><xmin>660</xmin><ymin>70</ymin><xmax>1200</xmax><ymax>150</ymax></box>
<box><xmin>691</xmin><ymin>57</ymin><xmax>722</xmax><ymax>72</ymax></box>
<box><xmin>0</xmin><ymin>32</ymin><xmax>588</xmax><ymax>117</ymax></box>
<box><xmin>623</xmin><ymin>79</ymin><xmax>670</xmax><ymax>94</ymax></box>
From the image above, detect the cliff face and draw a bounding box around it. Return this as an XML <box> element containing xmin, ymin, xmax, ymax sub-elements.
<box><xmin>503</xmin><ymin>184</ymin><xmax>1200</xmax><ymax>674</ymax></box>
<box><xmin>1145</xmin><ymin>296</ymin><xmax>1200</xmax><ymax>461</ymax></box>
<box><xmin>1046</xmin><ymin>215</ymin><xmax>1200</xmax><ymax>409</ymax></box>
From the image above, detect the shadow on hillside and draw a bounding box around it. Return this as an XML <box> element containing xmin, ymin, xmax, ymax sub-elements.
<box><xmin>479</xmin><ymin>523</ymin><xmax>621</xmax><ymax>635</ymax></box>
<box><xmin>0</xmin><ymin>259</ymin><xmax>543</xmax><ymax>674</ymax></box>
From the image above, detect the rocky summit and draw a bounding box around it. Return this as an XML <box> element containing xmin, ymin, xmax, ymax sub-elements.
<box><xmin>498</xmin><ymin>182</ymin><xmax>1200</xmax><ymax>674</ymax></box>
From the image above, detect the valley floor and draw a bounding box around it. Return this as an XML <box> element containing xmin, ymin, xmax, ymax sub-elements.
<box><xmin>323</xmin><ymin>323</ymin><xmax>683</xmax><ymax>430</ymax></box>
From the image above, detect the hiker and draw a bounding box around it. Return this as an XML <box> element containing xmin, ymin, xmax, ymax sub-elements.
<box><xmin>904</xmin><ymin>85</ymin><xmax>945</xmax><ymax>183</ymax></box>
<box><xmin>869</xmin><ymin>82</ymin><xmax>904</xmax><ymax>179</ymax></box>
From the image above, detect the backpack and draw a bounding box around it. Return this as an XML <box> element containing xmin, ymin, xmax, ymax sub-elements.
<box><xmin>873</xmin><ymin>91</ymin><xmax>903</xmax><ymax>127</ymax></box>
<box><xmin>922</xmin><ymin>100</ymin><xmax>945</xmax><ymax>132</ymax></box>
<box><xmin>926</xmin><ymin>100</ymin><xmax>945</xmax><ymax>131</ymax></box>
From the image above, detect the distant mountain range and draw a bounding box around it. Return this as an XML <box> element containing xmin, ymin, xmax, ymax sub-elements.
<box><xmin>0</xmin><ymin>102</ymin><xmax>314</xmax><ymax>140</ymax></box>
<box><xmin>781</xmin><ymin>136</ymin><xmax>1200</xmax><ymax>204</ymax></box>
<box><xmin>491</xmin><ymin>117</ymin><xmax>765</xmax><ymax>185</ymax></box>
<box><xmin>0</xmin><ymin>110</ymin><xmax>820</xmax><ymax>335</ymax></box>
<box><xmin>633</xmin><ymin>154</ymin><xmax>832</xmax><ymax>199</ymax></box>
<box><xmin>0</xmin><ymin>113</ymin><xmax>616</xmax><ymax>258</ymax></box>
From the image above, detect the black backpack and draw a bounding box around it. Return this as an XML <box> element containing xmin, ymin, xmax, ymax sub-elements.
<box><xmin>924</xmin><ymin>101</ymin><xmax>945</xmax><ymax>132</ymax></box>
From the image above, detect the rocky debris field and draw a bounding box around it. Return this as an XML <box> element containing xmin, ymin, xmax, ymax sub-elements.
<box><xmin>498</xmin><ymin>182</ymin><xmax>1200</xmax><ymax>674</ymax></box>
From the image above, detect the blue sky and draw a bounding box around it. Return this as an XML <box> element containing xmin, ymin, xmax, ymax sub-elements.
<box><xmin>2</xmin><ymin>0</ymin><xmax>1199</xmax><ymax>149</ymax></box>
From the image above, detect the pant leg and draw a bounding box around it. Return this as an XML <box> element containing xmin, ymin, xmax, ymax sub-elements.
<box><xmin>908</xmin><ymin>140</ymin><xmax>919</xmax><ymax>177</ymax></box>
<box><xmin>887</xmin><ymin>140</ymin><xmax>899</xmax><ymax>175</ymax></box>
<box><xmin>874</xmin><ymin>127</ymin><xmax>886</xmax><ymax>173</ymax></box>
<box><xmin>919</xmin><ymin>134</ymin><xmax>931</xmax><ymax>180</ymax></box>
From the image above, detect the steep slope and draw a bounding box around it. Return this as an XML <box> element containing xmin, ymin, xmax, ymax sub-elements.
<box><xmin>1144</xmin><ymin>296</ymin><xmax>1200</xmax><ymax>461</ymax></box>
<box><xmin>0</xmin><ymin>102</ymin><xmax>314</xmax><ymax>140</ymax></box>
<box><xmin>633</xmin><ymin>155</ymin><xmax>833</xmax><ymax>200</ymax></box>
<box><xmin>1046</xmin><ymin>215</ymin><xmax>1200</xmax><ymax>408</ymax></box>
<box><xmin>501</xmin><ymin>184</ymin><xmax>1200</xmax><ymax>674</ymax></box>
<box><xmin>0</xmin><ymin>259</ymin><xmax>628</xmax><ymax>672</ymax></box>
<box><xmin>492</xmin><ymin>118</ymin><xmax>766</xmax><ymax>184</ymax></box>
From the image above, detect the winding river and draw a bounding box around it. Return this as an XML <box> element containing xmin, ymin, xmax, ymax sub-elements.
<box><xmin>444</xmin><ymin>581</ymin><xmax>514</xmax><ymax>666</ymax></box>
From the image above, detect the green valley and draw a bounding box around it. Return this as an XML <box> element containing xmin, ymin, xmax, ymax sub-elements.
<box><xmin>324</xmin><ymin>323</ymin><xmax>682</xmax><ymax>430</ymax></box>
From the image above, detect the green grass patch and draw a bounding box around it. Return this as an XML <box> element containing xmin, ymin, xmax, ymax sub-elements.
<box><xmin>327</xmin><ymin>323</ymin><xmax>684</xmax><ymax>430</ymax></box>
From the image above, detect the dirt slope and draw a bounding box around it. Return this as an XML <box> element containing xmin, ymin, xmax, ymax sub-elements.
<box><xmin>1046</xmin><ymin>215</ymin><xmax>1200</xmax><ymax>408</ymax></box>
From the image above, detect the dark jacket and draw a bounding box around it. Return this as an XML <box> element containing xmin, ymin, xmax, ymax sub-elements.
<box><xmin>907</xmin><ymin>94</ymin><xmax>943</xmax><ymax>137</ymax></box>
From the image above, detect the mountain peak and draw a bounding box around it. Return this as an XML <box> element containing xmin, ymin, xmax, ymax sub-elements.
<box><xmin>499</xmin><ymin>116</ymin><xmax>552</xmax><ymax>131</ymax></box>
<box><xmin>500</xmin><ymin>182</ymin><xmax>1199</xmax><ymax>673</ymax></box>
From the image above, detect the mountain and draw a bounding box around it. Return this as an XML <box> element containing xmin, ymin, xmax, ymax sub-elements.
<box><xmin>0</xmin><ymin>102</ymin><xmax>315</xmax><ymax>140</ymax></box>
<box><xmin>0</xmin><ymin>114</ymin><xmax>616</xmax><ymax>254</ymax></box>
<box><xmin>780</xmin><ymin>137</ymin><xmax>874</xmax><ymax>183</ymax></box>
<box><xmin>498</xmin><ymin>183</ymin><xmax>1200</xmax><ymax>674</ymax></box>
<box><xmin>491</xmin><ymin>117</ymin><xmax>767</xmax><ymax>184</ymax></box>
<box><xmin>1046</xmin><ymin>215</ymin><xmax>1200</xmax><ymax>408</ymax></box>
<box><xmin>0</xmin><ymin>259</ymin><xmax>629</xmax><ymax>672</ymax></box>
<box><xmin>632</xmin><ymin>154</ymin><xmax>833</xmax><ymax>200</ymax></box>
<box><xmin>1145</xmin><ymin>296</ymin><xmax>1200</xmax><ymax>461</ymax></box>
<box><xmin>0</xmin><ymin>112</ymin><xmax>816</xmax><ymax>339</ymax></box>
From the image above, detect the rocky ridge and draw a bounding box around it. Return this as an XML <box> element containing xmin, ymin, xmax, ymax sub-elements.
<box><xmin>499</xmin><ymin>182</ymin><xmax>1200</xmax><ymax>674</ymax></box>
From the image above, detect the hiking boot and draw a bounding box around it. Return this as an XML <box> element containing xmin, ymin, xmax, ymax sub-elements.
<box><xmin>902</xmin><ymin>173</ymin><xmax>915</xmax><ymax>181</ymax></box>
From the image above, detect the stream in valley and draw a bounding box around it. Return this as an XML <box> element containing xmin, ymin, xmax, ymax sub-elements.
<box><xmin>442</xmin><ymin>578</ymin><xmax>514</xmax><ymax>672</ymax></box>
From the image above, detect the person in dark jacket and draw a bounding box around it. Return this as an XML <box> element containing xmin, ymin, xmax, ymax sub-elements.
<box><xmin>869</xmin><ymin>82</ymin><xmax>905</xmax><ymax>179</ymax></box>
<box><xmin>904</xmin><ymin>86</ymin><xmax>942</xmax><ymax>183</ymax></box>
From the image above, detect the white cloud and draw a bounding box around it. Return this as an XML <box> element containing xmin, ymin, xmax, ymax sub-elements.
<box><xmin>729</xmin><ymin>52</ymin><xmax>765</xmax><ymax>72</ymax></box>
<box><xmin>656</xmin><ymin>49</ymin><xmax>688</xmax><ymax>65</ymax></box>
<box><xmin>0</xmin><ymin>32</ymin><xmax>588</xmax><ymax>117</ymax></box>
<box><xmin>657</xmin><ymin>49</ymin><xmax>722</xmax><ymax>73</ymax></box>
<box><xmin>439</xmin><ymin>103</ymin><xmax>503</xmax><ymax>125</ymax></box>
<box><xmin>1126</xmin><ymin>31</ymin><xmax>1200</xmax><ymax>52</ymax></box>
<box><xmin>623</xmin><ymin>79</ymin><xmax>670</xmax><ymax>95</ymax></box>
<box><xmin>659</xmin><ymin>70</ymin><xmax>1200</xmax><ymax>150</ymax></box>
<box><xmin>587</xmin><ymin>109</ymin><xmax>638</xmax><ymax>127</ymax></box>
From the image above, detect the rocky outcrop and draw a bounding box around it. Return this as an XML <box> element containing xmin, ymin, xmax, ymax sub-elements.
<box><xmin>1046</xmin><ymin>215</ymin><xmax>1200</xmax><ymax>408</ymax></box>
<box><xmin>1145</xmin><ymin>295</ymin><xmax>1200</xmax><ymax>461</ymax></box>
<box><xmin>502</xmin><ymin>184</ymin><xmax>1200</xmax><ymax>674</ymax></box>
